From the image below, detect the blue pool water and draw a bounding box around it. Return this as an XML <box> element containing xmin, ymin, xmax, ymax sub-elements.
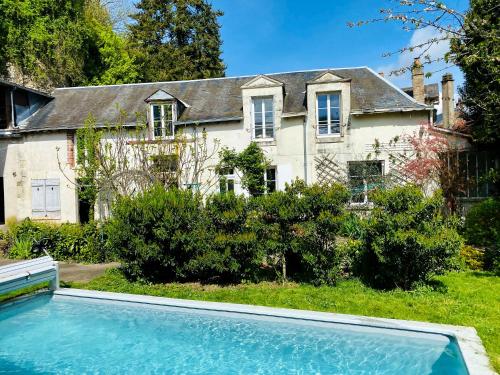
<box><xmin>0</xmin><ymin>293</ymin><xmax>468</xmax><ymax>374</ymax></box>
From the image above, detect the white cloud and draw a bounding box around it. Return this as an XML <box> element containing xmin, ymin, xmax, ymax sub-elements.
<box><xmin>376</xmin><ymin>27</ymin><xmax>452</xmax><ymax>88</ymax></box>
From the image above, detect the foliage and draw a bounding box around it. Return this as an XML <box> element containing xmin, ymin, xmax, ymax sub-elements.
<box><xmin>6</xmin><ymin>219</ymin><xmax>109</xmax><ymax>263</ymax></box>
<box><xmin>0</xmin><ymin>0</ymin><xmax>139</xmax><ymax>90</ymax></box>
<box><xmin>128</xmin><ymin>0</ymin><xmax>225</xmax><ymax>83</ymax></box>
<box><xmin>464</xmin><ymin>198</ymin><xmax>500</xmax><ymax>272</ymax></box>
<box><xmin>460</xmin><ymin>245</ymin><xmax>484</xmax><ymax>270</ymax></box>
<box><xmin>107</xmin><ymin>186</ymin><xmax>210</xmax><ymax>282</ymax></box>
<box><xmin>359</xmin><ymin>186</ymin><xmax>463</xmax><ymax>290</ymax></box>
<box><xmin>450</xmin><ymin>0</ymin><xmax>500</xmax><ymax>145</ymax></box>
<box><xmin>217</xmin><ymin>142</ymin><xmax>270</xmax><ymax>196</ymax></box>
<box><xmin>75</xmin><ymin>269</ymin><xmax>500</xmax><ymax>372</ymax></box>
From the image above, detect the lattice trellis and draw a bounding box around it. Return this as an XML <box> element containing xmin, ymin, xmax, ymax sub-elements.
<box><xmin>314</xmin><ymin>153</ymin><xmax>348</xmax><ymax>185</ymax></box>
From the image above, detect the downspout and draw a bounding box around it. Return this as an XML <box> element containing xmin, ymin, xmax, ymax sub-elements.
<box><xmin>10</xmin><ymin>88</ymin><xmax>16</xmax><ymax>128</ymax></box>
<box><xmin>303</xmin><ymin>114</ymin><xmax>308</xmax><ymax>184</ymax></box>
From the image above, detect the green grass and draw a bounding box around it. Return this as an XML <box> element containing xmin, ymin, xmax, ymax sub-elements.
<box><xmin>0</xmin><ymin>282</ymin><xmax>49</xmax><ymax>303</ymax></box>
<box><xmin>69</xmin><ymin>270</ymin><xmax>498</xmax><ymax>372</ymax></box>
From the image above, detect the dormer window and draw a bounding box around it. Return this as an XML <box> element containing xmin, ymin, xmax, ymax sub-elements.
<box><xmin>317</xmin><ymin>93</ymin><xmax>341</xmax><ymax>136</ymax></box>
<box><xmin>151</xmin><ymin>102</ymin><xmax>174</xmax><ymax>139</ymax></box>
<box><xmin>252</xmin><ymin>97</ymin><xmax>274</xmax><ymax>139</ymax></box>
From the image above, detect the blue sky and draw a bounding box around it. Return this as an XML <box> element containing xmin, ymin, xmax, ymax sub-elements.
<box><xmin>120</xmin><ymin>0</ymin><xmax>468</xmax><ymax>90</ymax></box>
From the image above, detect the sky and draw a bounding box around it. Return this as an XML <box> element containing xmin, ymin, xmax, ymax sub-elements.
<box><xmin>119</xmin><ymin>0</ymin><xmax>469</xmax><ymax>91</ymax></box>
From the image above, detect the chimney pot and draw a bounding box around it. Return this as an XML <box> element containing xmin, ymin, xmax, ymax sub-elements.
<box><xmin>411</xmin><ymin>58</ymin><xmax>425</xmax><ymax>103</ymax></box>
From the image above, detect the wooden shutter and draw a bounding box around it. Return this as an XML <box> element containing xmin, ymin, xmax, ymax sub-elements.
<box><xmin>31</xmin><ymin>180</ymin><xmax>46</xmax><ymax>217</ymax></box>
<box><xmin>45</xmin><ymin>179</ymin><xmax>60</xmax><ymax>218</ymax></box>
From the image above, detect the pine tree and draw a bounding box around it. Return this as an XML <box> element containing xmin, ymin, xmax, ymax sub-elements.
<box><xmin>128</xmin><ymin>0</ymin><xmax>225</xmax><ymax>82</ymax></box>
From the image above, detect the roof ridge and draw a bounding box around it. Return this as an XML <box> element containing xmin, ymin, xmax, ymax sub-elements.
<box><xmin>53</xmin><ymin>66</ymin><xmax>369</xmax><ymax>91</ymax></box>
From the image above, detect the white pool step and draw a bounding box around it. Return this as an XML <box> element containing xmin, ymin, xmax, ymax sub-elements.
<box><xmin>0</xmin><ymin>256</ymin><xmax>59</xmax><ymax>295</ymax></box>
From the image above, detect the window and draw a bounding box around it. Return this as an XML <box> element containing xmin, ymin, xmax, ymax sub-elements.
<box><xmin>348</xmin><ymin>161</ymin><xmax>383</xmax><ymax>204</ymax></box>
<box><xmin>151</xmin><ymin>103</ymin><xmax>174</xmax><ymax>139</ymax></box>
<box><xmin>265</xmin><ymin>167</ymin><xmax>277</xmax><ymax>193</ymax></box>
<box><xmin>252</xmin><ymin>97</ymin><xmax>274</xmax><ymax>139</ymax></box>
<box><xmin>317</xmin><ymin>93</ymin><xmax>341</xmax><ymax>136</ymax></box>
<box><xmin>32</xmin><ymin>179</ymin><xmax>60</xmax><ymax>218</ymax></box>
<box><xmin>219</xmin><ymin>168</ymin><xmax>235</xmax><ymax>193</ymax></box>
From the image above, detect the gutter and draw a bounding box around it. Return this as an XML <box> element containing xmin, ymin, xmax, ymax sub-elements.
<box><xmin>174</xmin><ymin>116</ymin><xmax>242</xmax><ymax>126</ymax></box>
<box><xmin>303</xmin><ymin>113</ymin><xmax>308</xmax><ymax>184</ymax></box>
<box><xmin>351</xmin><ymin>106</ymin><xmax>433</xmax><ymax>115</ymax></box>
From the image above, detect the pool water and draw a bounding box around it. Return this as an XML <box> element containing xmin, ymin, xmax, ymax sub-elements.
<box><xmin>0</xmin><ymin>293</ymin><xmax>468</xmax><ymax>374</ymax></box>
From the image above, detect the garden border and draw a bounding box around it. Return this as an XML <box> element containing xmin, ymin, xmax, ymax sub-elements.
<box><xmin>55</xmin><ymin>288</ymin><xmax>494</xmax><ymax>375</ymax></box>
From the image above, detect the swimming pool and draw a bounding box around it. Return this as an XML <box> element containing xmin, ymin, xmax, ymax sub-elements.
<box><xmin>0</xmin><ymin>289</ymin><xmax>486</xmax><ymax>374</ymax></box>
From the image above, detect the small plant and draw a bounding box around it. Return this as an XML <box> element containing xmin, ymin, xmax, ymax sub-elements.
<box><xmin>9</xmin><ymin>238</ymin><xmax>33</xmax><ymax>259</ymax></box>
<box><xmin>460</xmin><ymin>245</ymin><xmax>485</xmax><ymax>270</ymax></box>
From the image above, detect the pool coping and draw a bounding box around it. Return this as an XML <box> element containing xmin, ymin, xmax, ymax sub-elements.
<box><xmin>53</xmin><ymin>288</ymin><xmax>495</xmax><ymax>375</ymax></box>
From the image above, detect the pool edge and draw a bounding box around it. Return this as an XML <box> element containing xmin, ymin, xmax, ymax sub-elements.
<box><xmin>54</xmin><ymin>288</ymin><xmax>495</xmax><ymax>375</ymax></box>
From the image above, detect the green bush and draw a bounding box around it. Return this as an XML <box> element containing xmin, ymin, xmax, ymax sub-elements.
<box><xmin>359</xmin><ymin>186</ymin><xmax>463</xmax><ymax>290</ymax></box>
<box><xmin>6</xmin><ymin>219</ymin><xmax>109</xmax><ymax>263</ymax></box>
<box><xmin>460</xmin><ymin>245</ymin><xmax>485</xmax><ymax>270</ymax></box>
<box><xmin>107</xmin><ymin>186</ymin><xmax>210</xmax><ymax>282</ymax></box>
<box><xmin>464</xmin><ymin>198</ymin><xmax>500</xmax><ymax>272</ymax></box>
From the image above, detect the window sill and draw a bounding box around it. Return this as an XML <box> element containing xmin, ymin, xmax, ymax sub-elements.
<box><xmin>253</xmin><ymin>138</ymin><xmax>276</xmax><ymax>146</ymax></box>
<box><xmin>316</xmin><ymin>134</ymin><xmax>343</xmax><ymax>143</ymax></box>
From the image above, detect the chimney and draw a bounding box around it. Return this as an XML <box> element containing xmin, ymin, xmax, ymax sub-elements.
<box><xmin>378</xmin><ymin>72</ymin><xmax>385</xmax><ymax>77</ymax></box>
<box><xmin>441</xmin><ymin>73</ymin><xmax>455</xmax><ymax>128</ymax></box>
<box><xmin>411</xmin><ymin>58</ymin><xmax>425</xmax><ymax>104</ymax></box>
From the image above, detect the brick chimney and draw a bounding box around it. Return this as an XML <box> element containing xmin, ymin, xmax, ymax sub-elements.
<box><xmin>411</xmin><ymin>58</ymin><xmax>425</xmax><ymax>104</ymax></box>
<box><xmin>441</xmin><ymin>73</ymin><xmax>455</xmax><ymax>128</ymax></box>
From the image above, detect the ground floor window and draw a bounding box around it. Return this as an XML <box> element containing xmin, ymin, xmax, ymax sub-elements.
<box><xmin>348</xmin><ymin>161</ymin><xmax>384</xmax><ymax>204</ymax></box>
<box><xmin>219</xmin><ymin>168</ymin><xmax>235</xmax><ymax>193</ymax></box>
<box><xmin>32</xmin><ymin>179</ymin><xmax>60</xmax><ymax>218</ymax></box>
<box><xmin>265</xmin><ymin>167</ymin><xmax>277</xmax><ymax>193</ymax></box>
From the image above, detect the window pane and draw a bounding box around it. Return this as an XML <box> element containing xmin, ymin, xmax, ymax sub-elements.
<box><xmin>264</xmin><ymin>98</ymin><xmax>273</xmax><ymax>112</ymax></box>
<box><xmin>163</xmin><ymin>104</ymin><xmax>172</xmax><ymax>120</ymax></box>
<box><xmin>153</xmin><ymin>105</ymin><xmax>161</xmax><ymax>121</ymax></box>
<box><xmin>227</xmin><ymin>179</ymin><xmax>235</xmax><ymax>192</ymax></box>
<box><xmin>318</xmin><ymin>108</ymin><xmax>328</xmax><ymax>124</ymax></box>
<box><xmin>267</xmin><ymin>181</ymin><xmax>276</xmax><ymax>193</ymax></box>
<box><xmin>330</xmin><ymin>107</ymin><xmax>340</xmax><ymax>122</ymax></box>
<box><xmin>154</xmin><ymin>122</ymin><xmax>162</xmax><ymax>137</ymax></box>
<box><xmin>329</xmin><ymin>123</ymin><xmax>340</xmax><ymax>134</ymax></box>
<box><xmin>165</xmin><ymin>121</ymin><xmax>173</xmax><ymax>137</ymax></box>
<box><xmin>349</xmin><ymin>177</ymin><xmax>365</xmax><ymax>203</ymax></box>
<box><xmin>330</xmin><ymin>94</ymin><xmax>340</xmax><ymax>107</ymax></box>
<box><xmin>318</xmin><ymin>124</ymin><xmax>328</xmax><ymax>135</ymax></box>
<box><xmin>253</xmin><ymin>98</ymin><xmax>263</xmax><ymax>113</ymax></box>
<box><xmin>265</xmin><ymin>125</ymin><xmax>274</xmax><ymax>138</ymax></box>
<box><xmin>265</xmin><ymin>111</ymin><xmax>274</xmax><ymax>125</ymax></box>
<box><xmin>219</xmin><ymin>180</ymin><xmax>226</xmax><ymax>193</ymax></box>
<box><xmin>317</xmin><ymin>95</ymin><xmax>327</xmax><ymax>108</ymax></box>
<box><xmin>254</xmin><ymin>112</ymin><xmax>263</xmax><ymax>126</ymax></box>
<box><xmin>266</xmin><ymin>168</ymin><xmax>276</xmax><ymax>181</ymax></box>
<box><xmin>254</xmin><ymin>126</ymin><xmax>263</xmax><ymax>138</ymax></box>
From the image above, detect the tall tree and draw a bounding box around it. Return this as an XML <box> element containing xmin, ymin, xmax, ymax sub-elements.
<box><xmin>450</xmin><ymin>0</ymin><xmax>500</xmax><ymax>145</ymax></box>
<box><xmin>128</xmin><ymin>0</ymin><xmax>225</xmax><ymax>82</ymax></box>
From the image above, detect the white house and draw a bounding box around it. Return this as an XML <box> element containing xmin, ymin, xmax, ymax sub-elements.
<box><xmin>0</xmin><ymin>65</ymin><xmax>473</xmax><ymax>224</ymax></box>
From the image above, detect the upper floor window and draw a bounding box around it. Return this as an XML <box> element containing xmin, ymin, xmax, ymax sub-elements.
<box><xmin>151</xmin><ymin>103</ymin><xmax>174</xmax><ymax>139</ymax></box>
<box><xmin>317</xmin><ymin>93</ymin><xmax>341</xmax><ymax>136</ymax></box>
<box><xmin>252</xmin><ymin>97</ymin><xmax>274</xmax><ymax>139</ymax></box>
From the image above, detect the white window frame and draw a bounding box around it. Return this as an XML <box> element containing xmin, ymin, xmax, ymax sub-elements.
<box><xmin>151</xmin><ymin>102</ymin><xmax>176</xmax><ymax>139</ymax></box>
<box><xmin>31</xmin><ymin>179</ymin><xmax>61</xmax><ymax>219</ymax></box>
<box><xmin>219</xmin><ymin>168</ymin><xmax>235</xmax><ymax>193</ymax></box>
<box><xmin>252</xmin><ymin>97</ymin><xmax>274</xmax><ymax>140</ymax></box>
<box><xmin>264</xmin><ymin>167</ymin><xmax>277</xmax><ymax>193</ymax></box>
<box><xmin>316</xmin><ymin>92</ymin><xmax>341</xmax><ymax>136</ymax></box>
<box><xmin>348</xmin><ymin>161</ymin><xmax>384</xmax><ymax>205</ymax></box>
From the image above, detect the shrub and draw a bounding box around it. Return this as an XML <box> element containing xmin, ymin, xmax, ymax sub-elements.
<box><xmin>6</xmin><ymin>219</ymin><xmax>108</xmax><ymax>263</ymax></box>
<box><xmin>460</xmin><ymin>245</ymin><xmax>485</xmax><ymax>270</ymax></box>
<box><xmin>189</xmin><ymin>193</ymin><xmax>262</xmax><ymax>283</ymax></box>
<box><xmin>9</xmin><ymin>238</ymin><xmax>33</xmax><ymax>259</ymax></box>
<box><xmin>107</xmin><ymin>186</ymin><xmax>210</xmax><ymax>282</ymax></box>
<box><xmin>359</xmin><ymin>186</ymin><xmax>463</xmax><ymax>290</ymax></box>
<box><xmin>464</xmin><ymin>198</ymin><xmax>500</xmax><ymax>272</ymax></box>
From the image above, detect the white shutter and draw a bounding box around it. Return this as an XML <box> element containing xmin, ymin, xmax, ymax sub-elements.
<box><xmin>45</xmin><ymin>179</ymin><xmax>60</xmax><ymax>218</ymax></box>
<box><xmin>31</xmin><ymin>180</ymin><xmax>46</xmax><ymax>217</ymax></box>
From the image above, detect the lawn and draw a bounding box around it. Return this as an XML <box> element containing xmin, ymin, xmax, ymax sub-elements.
<box><xmin>68</xmin><ymin>268</ymin><xmax>500</xmax><ymax>372</ymax></box>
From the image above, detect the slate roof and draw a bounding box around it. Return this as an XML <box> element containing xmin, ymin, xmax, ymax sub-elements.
<box><xmin>402</xmin><ymin>83</ymin><xmax>439</xmax><ymax>103</ymax></box>
<box><xmin>22</xmin><ymin>67</ymin><xmax>428</xmax><ymax>132</ymax></box>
